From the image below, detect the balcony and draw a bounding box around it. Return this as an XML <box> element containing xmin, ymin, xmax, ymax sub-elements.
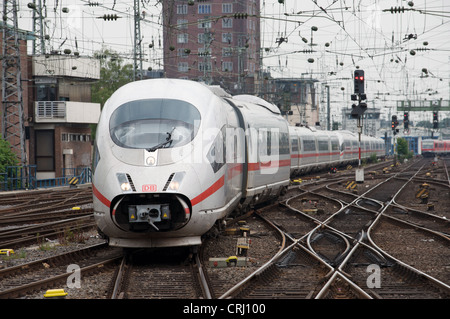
<box><xmin>35</xmin><ymin>101</ymin><xmax>101</xmax><ymax>124</ymax></box>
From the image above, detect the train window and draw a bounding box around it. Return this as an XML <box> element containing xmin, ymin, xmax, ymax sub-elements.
<box><xmin>92</xmin><ymin>141</ymin><xmax>100</xmax><ymax>173</ymax></box>
<box><xmin>331</xmin><ymin>138</ymin><xmax>339</xmax><ymax>151</ymax></box>
<box><xmin>303</xmin><ymin>138</ymin><xmax>316</xmax><ymax>152</ymax></box>
<box><xmin>109</xmin><ymin>99</ymin><xmax>201</xmax><ymax>150</ymax></box>
<box><xmin>280</xmin><ymin>132</ymin><xmax>290</xmax><ymax>155</ymax></box>
<box><xmin>291</xmin><ymin>138</ymin><xmax>299</xmax><ymax>152</ymax></box>
<box><xmin>422</xmin><ymin>140</ymin><xmax>434</xmax><ymax>149</ymax></box>
<box><xmin>318</xmin><ymin>139</ymin><xmax>329</xmax><ymax>151</ymax></box>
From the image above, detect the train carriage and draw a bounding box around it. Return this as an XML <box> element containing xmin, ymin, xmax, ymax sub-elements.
<box><xmin>93</xmin><ymin>78</ymin><xmax>385</xmax><ymax>248</ymax></box>
<box><xmin>422</xmin><ymin>139</ymin><xmax>450</xmax><ymax>157</ymax></box>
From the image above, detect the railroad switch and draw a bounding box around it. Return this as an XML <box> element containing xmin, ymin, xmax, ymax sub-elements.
<box><xmin>238</xmin><ymin>221</ymin><xmax>250</xmax><ymax>237</ymax></box>
<box><xmin>420</xmin><ymin>194</ymin><xmax>429</xmax><ymax>204</ymax></box>
<box><xmin>224</xmin><ymin>227</ymin><xmax>239</xmax><ymax>235</ymax></box>
<box><xmin>236</xmin><ymin>237</ymin><xmax>250</xmax><ymax>256</ymax></box>
<box><xmin>208</xmin><ymin>256</ymin><xmax>257</xmax><ymax>268</ymax></box>
<box><xmin>0</xmin><ymin>249</ymin><xmax>14</xmax><ymax>256</ymax></box>
<box><xmin>416</xmin><ymin>183</ymin><xmax>430</xmax><ymax>204</ymax></box>
<box><xmin>44</xmin><ymin>289</ymin><xmax>68</xmax><ymax>299</ymax></box>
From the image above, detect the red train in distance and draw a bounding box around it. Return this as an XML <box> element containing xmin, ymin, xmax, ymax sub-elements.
<box><xmin>421</xmin><ymin>139</ymin><xmax>450</xmax><ymax>157</ymax></box>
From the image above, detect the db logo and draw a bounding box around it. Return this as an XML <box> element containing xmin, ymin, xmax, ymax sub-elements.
<box><xmin>142</xmin><ymin>184</ymin><xmax>157</xmax><ymax>192</ymax></box>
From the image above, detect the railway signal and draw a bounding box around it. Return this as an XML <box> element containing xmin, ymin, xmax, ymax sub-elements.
<box><xmin>391</xmin><ymin>115</ymin><xmax>399</xmax><ymax>135</ymax></box>
<box><xmin>350</xmin><ymin>69</ymin><xmax>367</xmax><ymax>179</ymax></box>
<box><xmin>354</xmin><ymin>70</ymin><xmax>365</xmax><ymax>94</ymax></box>
<box><xmin>403</xmin><ymin>112</ymin><xmax>409</xmax><ymax>129</ymax></box>
<box><xmin>350</xmin><ymin>70</ymin><xmax>367</xmax><ymax>119</ymax></box>
<box><xmin>433</xmin><ymin>111</ymin><xmax>438</xmax><ymax>129</ymax></box>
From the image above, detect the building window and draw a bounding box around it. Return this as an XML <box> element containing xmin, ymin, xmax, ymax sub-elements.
<box><xmin>177</xmin><ymin>5</ymin><xmax>187</xmax><ymax>15</ymax></box>
<box><xmin>222</xmin><ymin>3</ymin><xmax>233</xmax><ymax>13</ymax></box>
<box><xmin>222</xmin><ymin>33</ymin><xmax>232</xmax><ymax>44</ymax></box>
<box><xmin>222</xmin><ymin>47</ymin><xmax>233</xmax><ymax>57</ymax></box>
<box><xmin>198</xmin><ymin>62</ymin><xmax>211</xmax><ymax>72</ymax></box>
<box><xmin>222</xmin><ymin>18</ymin><xmax>232</xmax><ymax>28</ymax></box>
<box><xmin>198</xmin><ymin>47</ymin><xmax>211</xmax><ymax>56</ymax></box>
<box><xmin>198</xmin><ymin>4</ymin><xmax>211</xmax><ymax>14</ymax></box>
<box><xmin>36</xmin><ymin>84</ymin><xmax>57</xmax><ymax>101</ymax></box>
<box><xmin>178</xmin><ymin>48</ymin><xmax>189</xmax><ymax>58</ymax></box>
<box><xmin>222</xmin><ymin>61</ymin><xmax>233</xmax><ymax>72</ymax></box>
<box><xmin>198</xmin><ymin>19</ymin><xmax>211</xmax><ymax>29</ymax></box>
<box><xmin>177</xmin><ymin>33</ymin><xmax>188</xmax><ymax>44</ymax></box>
<box><xmin>178</xmin><ymin>62</ymin><xmax>189</xmax><ymax>72</ymax></box>
<box><xmin>177</xmin><ymin>19</ymin><xmax>188</xmax><ymax>29</ymax></box>
<box><xmin>198</xmin><ymin>33</ymin><xmax>206</xmax><ymax>43</ymax></box>
<box><xmin>62</xmin><ymin>133</ymin><xmax>91</xmax><ymax>142</ymax></box>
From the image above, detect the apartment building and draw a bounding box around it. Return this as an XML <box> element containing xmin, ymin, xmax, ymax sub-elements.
<box><xmin>162</xmin><ymin>0</ymin><xmax>261</xmax><ymax>94</ymax></box>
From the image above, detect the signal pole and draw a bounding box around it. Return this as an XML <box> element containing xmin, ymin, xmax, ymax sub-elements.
<box><xmin>350</xmin><ymin>70</ymin><xmax>367</xmax><ymax>183</ymax></box>
<box><xmin>391</xmin><ymin>115</ymin><xmax>399</xmax><ymax>166</ymax></box>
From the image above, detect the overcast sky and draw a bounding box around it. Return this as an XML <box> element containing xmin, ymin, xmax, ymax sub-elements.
<box><xmin>16</xmin><ymin>0</ymin><xmax>450</xmax><ymax>122</ymax></box>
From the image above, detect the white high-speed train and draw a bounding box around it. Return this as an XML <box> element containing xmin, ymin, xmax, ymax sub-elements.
<box><xmin>92</xmin><ymin>79</ymin><xmax>384</xmax><ymax>248</ymax></box>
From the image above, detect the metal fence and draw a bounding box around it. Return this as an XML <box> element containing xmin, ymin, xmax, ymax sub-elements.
<box><xmin>0</xmin><ymin>165</ymin><xmax>92</xmax><ymax>191</ymax></box>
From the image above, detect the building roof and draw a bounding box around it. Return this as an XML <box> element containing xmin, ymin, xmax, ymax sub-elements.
<box><xmin>0</xmin><ymin>21</ymin><xmax>36</xmax><ymax>41</ymax></box>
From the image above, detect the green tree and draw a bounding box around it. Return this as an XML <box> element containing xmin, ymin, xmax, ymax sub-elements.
<box><xmin>91</xmin><ymin>48</ymin><xmax>133</xmax><ymax>140</ymax></box>
<box><xmin>397</xmin><ymin>137</ymin><xmax>413</xmax><ymax>162</ymax></box>
<box><xmin>0</xmin><ymin>137</ymin><xmax>18</xmax><ymax>173</ymax></box>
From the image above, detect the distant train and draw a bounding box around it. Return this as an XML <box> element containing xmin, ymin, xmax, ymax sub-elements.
<box><xmin>92</xmin><ymin>78</ymin><xmax>385</xmax><ymax>248</ymax></box>
<box><xmin>422</xmin><ymin>139</ymin><xmax>450</xmax><ymax>157</ymax></box>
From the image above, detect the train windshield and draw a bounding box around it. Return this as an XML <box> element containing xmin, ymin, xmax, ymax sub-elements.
<box><xmin>109</xmin><ymin>98</ymin><xmax>201</xmax><ymax>150</ymax></box>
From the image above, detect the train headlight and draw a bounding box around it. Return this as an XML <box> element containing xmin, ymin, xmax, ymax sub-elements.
<box><xmin>145</xmin><ymin>156</ymin><xmax>156</xmax><ymax>166</ymax></box>
<box><xmin>117</xmin><ymin>173</ymin><xmax>133</xmax><ymax>193</ymax></box>
<box><xmin>166</xmin><ymin>172</ymin><xmax>185</xmax><ymax>192</ymax></box>
<box><xmin>121</xmin><ymin>182</ymin><xmax>132</xmax><ymax>192</ymax></box>
<box><xmin>169</xmin><ymin>181</ymin><xmax>179</xmax><ymax>191</ymax></box>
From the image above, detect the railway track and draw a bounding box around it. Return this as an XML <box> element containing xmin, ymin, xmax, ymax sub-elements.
<box><xmin>1</xmin><ymin>158</ymin><xmax>449</xmax><ymax>300</ymax></box>
<box><xmin>110</xmin><ymin>248</ymin><xmax>207</xmax><ymax>299</ymax></box>
<box><xmin>201</xmin><ymin>157</ymin><xmax>450</xmax><ymax>299</ymax></box>
<box><xmin>0</xmin><ymin>242</ymin><xmax>121</xmax><ymax>299</ymax></box>
<box><xmin>0</xmin><ymin>186</ymin><xmax>96</xmax><ymax>249</ymax></box>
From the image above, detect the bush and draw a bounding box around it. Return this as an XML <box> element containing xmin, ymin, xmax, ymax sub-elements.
<box><xmin>397</xmin><ymin>138</ymin><xmax>413</xmax><ymax>163</ymax></box>
<box><xmin>0</xmin><ymin>138</ymin><xmax>18</xmax><ymax>173</ymax></box>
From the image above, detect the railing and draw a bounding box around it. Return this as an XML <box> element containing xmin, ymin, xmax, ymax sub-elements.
<box><xmin>0</xmin><ymin>165</ymin><xmax>37</xmax><ymax>191</ymax></box>
<box><xmin>0</xmin><ymin>165</ymin><xmax>92</xmax><ymax>191</ymax></box>
<box><xmin>62</xmin><ymin>167</ymin><xmax>92</xmax><ymax>184</ymax></box>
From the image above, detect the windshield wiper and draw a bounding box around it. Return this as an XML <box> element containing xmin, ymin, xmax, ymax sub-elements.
<box><xmin>146</xmin><ymin>128</ymin><xmax>174</xmax><ymax>152</ymax></box>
